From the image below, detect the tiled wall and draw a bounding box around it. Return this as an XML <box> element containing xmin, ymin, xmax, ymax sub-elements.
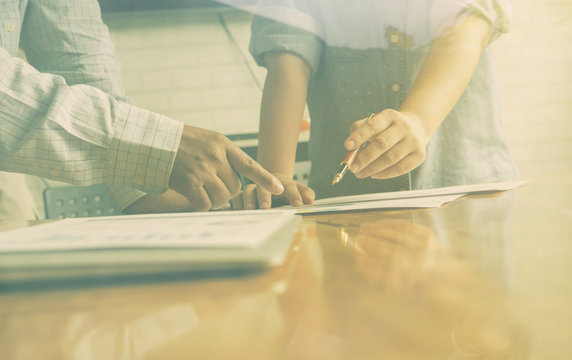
<box><xmin>104</xmin><ymin>7</ymin><xmax>266</xmax><ymax>135</ymax></box>
<box><xmin>492</xmin><ymin>0</ymin><xmax>572</xmax><ymax>178</ymax></box>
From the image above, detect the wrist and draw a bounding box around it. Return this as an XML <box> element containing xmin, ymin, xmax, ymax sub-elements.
<box><xmin>399</xmin><ymin>106</ymin><xmax>439</xmax><ymax>136</ymax></box>
<box><xmin>397</xmin><ymin>109</ymin><xmax>434</xmax><ymax>146</ymax></box>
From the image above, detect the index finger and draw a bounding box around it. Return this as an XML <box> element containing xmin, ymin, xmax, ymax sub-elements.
<box><xmin>344</xmin><ymin>112</ymin><xmax>391</xmax><ymax>150</ymax></box>
<box><xmin>227</xmin><ymin>146</ymin><xmax>284</xmax><ymax>195</ymax></box>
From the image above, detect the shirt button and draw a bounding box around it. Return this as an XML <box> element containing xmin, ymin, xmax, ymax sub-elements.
<box><xmin>6</xmin><ymin>22</ymin><xmax>15</xmax><ymax>32</ymax></box>
<box><xmin>50</xmin><ymin>169</ymin><xmax>61</xmax><ymax>177</ymax></box>
<box><xmin>392</xmin><ymin>83</ymin><xmax>400</xmax><ymax>92</ymax></box>
<box><xmin>132</xmin><ymin>175</ymin><xmax>144</xmax><ymax>186</ymax></box>
<box><xmin>390</xmin><ymin>34</ymin><xmax>399</xmax><ymax>44</ymax></box>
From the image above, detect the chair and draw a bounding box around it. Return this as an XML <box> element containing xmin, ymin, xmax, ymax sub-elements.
<box><xmin>43</xmin><ymin>184</ymin><xmax>119</xmax><ymax>219</ymax></box>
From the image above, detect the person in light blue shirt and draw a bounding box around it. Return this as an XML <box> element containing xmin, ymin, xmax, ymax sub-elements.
<box><xmin>232</xmin><ymin>0</ymin><xmax>518</xmax><ymax>209</ymax></box>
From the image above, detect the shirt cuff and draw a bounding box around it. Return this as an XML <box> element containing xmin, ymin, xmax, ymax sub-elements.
<box><xmin>249</xmin><ymin>15</ymin><xmax>324</xmax><ymax>74</ymax></box>
<box><xmin>106</xmin><ymin>102</ymin><xmax>184</xmax><ymax>194</ymax></box>
<box><xmin>107</xmin><ymin>184</ymin><xmax>147</xmax><ymax>212</ymax></box>
<box><xmin>431</xmin><ymin>0</ymin><xmax>511</xmax><ymax>43</ymax></box>
<box><xmin>464</xmin><ymin>0</ymin><xmax>511</xmax><ymax>42</ymax></box>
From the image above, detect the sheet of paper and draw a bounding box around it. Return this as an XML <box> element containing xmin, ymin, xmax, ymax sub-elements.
<box><xmin>311</xmin><ymin>179</ymin><xmax>529</xmax><ymax>206</ymax></box>
<box><xmin>293</xmin><ymin>194</ymin><xmax>464</xmax><ymax>215</ymax></box>
<box><xmin>0</xmin><ymin>210</ymin><xmax>298</xmax><ymax>253</ymax></box>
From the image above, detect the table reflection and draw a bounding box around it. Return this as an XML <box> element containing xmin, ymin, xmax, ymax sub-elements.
<box><xmin>286</xmin><ymin>193</ymin><xmax>528</xmax><ymax>360</ymax></box>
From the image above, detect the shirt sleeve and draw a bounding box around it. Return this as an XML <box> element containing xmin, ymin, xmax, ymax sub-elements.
<box><xmin>464</xmin><ymin>0</ymin><xmax>511</xmax><ymax>41</ymax></box>
<box><xmin>15</xmin><ymin>0</ymin><xmax>178</xmax><ymax>210</ymax></box>
<box><xmin>0</xmin><ymin>47</ymin><xmax>183</xmax><ymax>195</ymax></box>
<box><xmin>430</xmin><ymin>0</ymin><xmax>512</xmax><ymax>42</ymax></box>
<box><xmin>20</xmin><ymin>0</ymin><xmax>132</xmax><ymax>104</ymax></box>
<box><xmin>249</xmin><ymin>0</ymin><xmax>324</xmax><ymax>74</ymax></box>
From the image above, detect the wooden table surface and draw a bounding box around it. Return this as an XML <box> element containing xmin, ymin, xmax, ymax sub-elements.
<box><xmin>1</xmin><ymin>174</ymin><xmax>571</xmax><ymax>360</ymax></box>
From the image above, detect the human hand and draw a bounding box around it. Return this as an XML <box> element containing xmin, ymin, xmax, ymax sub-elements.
<box><xmin>170</xmin><ymin>125</ymin><xmax>284</xmax><ymax>211</ymax></box>
<box><xmin>231</xmin><ymin>173</ymin><xmax>315</xmax><ymax>210</ymax></box>
<box><xmin>344</xmin><ymin>110</ymin><xmax>429</xmax><ymax>179</ymax></box>
<box><xmin>123</xmin><ymin>189</ymin><xmax>193</xmax><ymax>214</ymax></box>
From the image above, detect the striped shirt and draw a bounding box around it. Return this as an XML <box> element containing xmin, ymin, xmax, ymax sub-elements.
<box><xmin>0</xmin><ymin>0</ymin><xmax>183</xmax><ymax>210</ymax></box>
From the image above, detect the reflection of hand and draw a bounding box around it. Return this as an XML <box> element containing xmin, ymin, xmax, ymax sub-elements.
<box><xmin>353</xmin><ymin>219</ymin><xmax>437</xmax><ymax>289</ymax></box>
<box><xmin>170</xmin><ymin>125</ymin><xmax>284</xmax><ymax>211</ymax></box>
<box><xmin>231</xmin><ymin>173</ymin><xmax>315</xmax><ymax>210</ymax></box>
<box><xmin>344</xmin><ymin>110</ymin><xmax>429</xmax><ymax>179</ymax></box>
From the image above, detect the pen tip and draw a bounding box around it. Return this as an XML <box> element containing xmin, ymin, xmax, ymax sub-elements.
<box><xmin>331</xmin><ymin>175</ymin><xmax>340</xmax><ymax>186</ymax></box>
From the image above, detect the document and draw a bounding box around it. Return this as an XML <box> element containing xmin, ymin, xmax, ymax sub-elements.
<box><xmin>290</xmin><ymin>179</ymin><xmax>528</xmax><ymax>215</ymax></box>
<box><xmin>0</xmin><ymin>210</ymin><xmax>298</xmax><ymax>253</ymax></box>
<box><xmin>293</xmin><ymin>194</ymin><xmax>464</xmax><ymax>215</ymax></box>
<box><xmin>0</xmin><ymin>210</ymin><xmax>302</xmax><ymax>285</ymax></box>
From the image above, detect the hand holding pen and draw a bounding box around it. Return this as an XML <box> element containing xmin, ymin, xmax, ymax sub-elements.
<box><xmin>331</xmin><ymin>141</ymin><xmax>367</xmax><ymax>186</ymax></box>
<box><xmin>333</xmin><ymin>110</ymin><xmax>430</xmax><ymax>185</ymax></box>
<box><xmin>331</xmin><ymin>114</ymin><xmax>374</xmax><ymax>186</ymax></box>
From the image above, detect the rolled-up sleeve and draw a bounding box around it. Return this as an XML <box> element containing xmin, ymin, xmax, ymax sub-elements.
<box><xmin>249</xmin><ymin>1</ymin><xmax>324</xmax><ymax>74</ymax></box>
<box><xmin>430</xmin><ymin>0</ymin><xmax>512</xmax><ymax>42</ymax></box>
<box><xmin>464</xmin><ymin>0</ymin><xmax>511</xmax><ymax>40</ymax></box>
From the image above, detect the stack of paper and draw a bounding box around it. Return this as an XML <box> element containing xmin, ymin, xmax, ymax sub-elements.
<box><xmin>289</xmin><ymin>179</ymin><xmax>528</xmax><ymax>214</ymax></box>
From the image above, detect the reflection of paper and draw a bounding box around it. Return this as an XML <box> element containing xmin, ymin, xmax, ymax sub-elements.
<box><xmin>293</xmin><ymin>194</ymin><xmax>463</xmax><ymax>215</ymax></box>
<box><xmin>72</xmin><ymin>304</ymin><xmax>198</xmax><ymax>360</ymax></box>
<box><xmin>0</xmin><ymin>210</ymin><xmax>297</xmax><ymax>253</ymax></box>
<box><xmin>312</xmin><ymin>179</ymin><xmax>528</xmax><ymax>206</ymax></box>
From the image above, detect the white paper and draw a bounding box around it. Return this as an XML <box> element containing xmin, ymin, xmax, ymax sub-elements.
<box><xmin>285</xmin><ymin>179</ymin><xmax>528</xmax><ymax>214</ymax></box>
<box><xmin>0</xmin><ymin>210</ymin><xmax>298</xmax><ymax>253</ymax></box>
<box><xmin>311</xmin><ymin>179</ymin><xmax>529</xmax><ymax>206</ymax></box>
<box><xmin>293</xmin><ymin>194</ymin><xmax>464</xmax><ymax>215</ymax></box>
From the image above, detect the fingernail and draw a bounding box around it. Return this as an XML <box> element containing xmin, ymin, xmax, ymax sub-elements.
<box><xmin>293</xmin><ymin>200</ymin><xmax>302</xmax><ymax>207</ymax></box>
<box><xmin>351</xmin><ymin>164</ymin><xmax>360</xmax><ymax>173</ymax></box>
<box><xmin>261</xmin><ymin>201</ymin><xmax>270</xmax><ymax>209</ymax></box>
<box><xmin>346</xmin><ymin>140</ymin><xmax>356</xmax><ymax>150</ymax></box>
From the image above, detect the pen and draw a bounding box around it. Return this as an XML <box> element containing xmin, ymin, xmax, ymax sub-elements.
<box><xmin>331</xmin><ymin>113</ymin><xmax>375</xmax><ymax>186</ymax></box>
<box><xmin>331</xmin><ymin>147</ymin><xmax>360</xmax><ymax>186</ymax></box>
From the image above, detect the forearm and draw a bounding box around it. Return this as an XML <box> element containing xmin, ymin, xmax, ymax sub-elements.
<box><xmin>257</xmin><ymin>52</ymin><xmax>311</xmax><ymax>177</ymax></box>
<box><xmin>399</xmin><ymin>14</ymin><xmax>495</xmax><ymax>137</ymax></box>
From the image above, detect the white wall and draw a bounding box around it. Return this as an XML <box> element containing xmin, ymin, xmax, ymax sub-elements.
<box><xmin>104</xmin><ymin>7</ymin><xmax>265</xmax><ymax>136</ymax></box>
<box><xmin>493</xmin><ymin>0</ymin><xmax>572</xmax><ymax>178</ymax></box>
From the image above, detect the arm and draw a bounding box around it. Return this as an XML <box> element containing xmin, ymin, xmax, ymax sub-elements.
<box><xmin>346</xmin><ymin>14</ymin><xmax>495</xmax><ymax>179</ymax></box>
<box><xmin>21</xmin><ymin>0</ymin><xmax>155</xmax><ymax>212</ymax></box>
<box><xmin>10</xmin><ymin>0</ymin><xmax>283</xmax><ymax>212</ymax></box>
<box><xmin>399</xmin><ymin>13</ymin><xmax>494</xmax><ymax>138</ymax></box>
<box><xmin>21</xmin><ymin>0</ymin><xmax>130</xmax><ymax>102</ymax></box>
<box><xmin>0</xmin><ymin>49</ymin><xmax>282</xmax><ymax>211</ymax></box>
<box><xmin>233</xmin><ymin>52</ymin><xmax>315</xmax><ymax>209</ymax></box>
<box><xmin>0</xmin><ymin>45</ymin><xmax>181</xmax><ymax>194</ymax></box>
<box><xmin>259</xmin><ymin>53</ymin><xmax>310</xmax><ymax>179</ymax></box>
<box><xmin>1</xmin><ymin>3</ymin><xmax>283</xmax><ymax>213</ymax></box>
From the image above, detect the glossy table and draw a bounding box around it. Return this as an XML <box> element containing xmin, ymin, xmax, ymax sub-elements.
<box><xmin>1</xmin><ymin>174</ymin><xmax>571</xmax><ymax>360</ymax></box>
